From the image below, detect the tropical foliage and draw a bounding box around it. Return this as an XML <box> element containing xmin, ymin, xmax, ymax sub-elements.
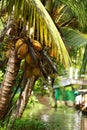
<box><xmin>0</xmin><ymin>0</ymin><xmax>87</xmax><ymax>129</ymax></box>
<box><xmin>0</xmin><ymin>0</ymin><xmax>72</xmax><ymax>124</ymax></box>
<box><xmin>42</xmin><ymin>0</ymin><xmax>87</xmax><ymax>71</ymax></box>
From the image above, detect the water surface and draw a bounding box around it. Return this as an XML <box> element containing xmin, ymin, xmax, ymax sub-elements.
<box><xmin>34</xmin><ymin>107</ymin><xmax>87</xmax><ymax>130</ymax></box>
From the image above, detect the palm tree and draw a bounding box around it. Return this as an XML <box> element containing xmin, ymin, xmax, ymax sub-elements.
<box><xmin>7</xmin><ymin>76</ymin><xmax>37</xmax><ymax>129</ymax></box>
<box><xmin>49</xmin><ymin>0</ymin><xmax>87</xmax><ymax>73</ymax></box>
<box><xmin>0</xmin><ymin>43</ymin><xmax>20</xmax><ymax>120</ymax></box>
<box><xmin>60</xmin><ymin>0</ymin><xmax>87</xmax><ymax>32</ymax></box>
<box><xmin>59</xmin><ymin>0</ymin><xmax>87</xmax><ymax>73</ymax></box>
<box><xmin>0</xmin><ymin>0</ymin><xmax>71</xmax><ymax>120</ymax></box>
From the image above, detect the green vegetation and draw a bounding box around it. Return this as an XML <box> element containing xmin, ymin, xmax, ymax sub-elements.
<box><xmin>0</xmin><ymin>70</ymin><xmax>4</xmax><ymax>84</ymax></box>
<box><xmin>0</xmin><ymin>95</ymin><xmax>51</xmax><ymax>130</ymax></box>
<box><xmin>13</xmin><ymin>118</ymin><xmax>48</xmax><ymax>130</ymax></box>
<box><xmin>0</xmin><ymin>0</ymin><xmax>87</xmax><ymax>129</ymax></box>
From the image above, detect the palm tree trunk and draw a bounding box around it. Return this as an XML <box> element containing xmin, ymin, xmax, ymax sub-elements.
<box><xmin>7</xmin><ymin>76</ymin><xmax>36</xmax><ymax>130</ymax></box>
<box><xmin>0</xmin><ymin>44</ymin><xmax>20</xmax><ymax>120</ymax></box>
<box><xmin>13</xmin><ymin>76</ymin><xmax>36</xmax><ymax>118</ymax></box>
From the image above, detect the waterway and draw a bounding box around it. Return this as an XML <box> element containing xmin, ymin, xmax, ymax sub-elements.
<box><xmin>34</xmin><ymin>107</ymin><xmax>87</xmax><ymax>130</ymax></box>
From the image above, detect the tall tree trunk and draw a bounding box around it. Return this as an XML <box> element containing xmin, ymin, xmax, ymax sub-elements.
<box><xmin>13</xmin><ymin>76</ymin><xmax>36</xmax><ymax>118</ymax></box>
<box><xmin>0</xmin><ymin>44</ymin><xmax>20</xmax><ymax>120</ymax></box>
<box><xmin>8</xmin><ymin>76</ymin><xmax>36</xmax><ymax>130</ymax></box>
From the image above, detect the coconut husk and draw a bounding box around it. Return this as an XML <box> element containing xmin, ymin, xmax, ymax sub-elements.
<box><xmin>17</xmin><ymin>43</ymin><xmax>28</xmax><ymax>58</ymax></box>
<box><xmin>32</xmin><ymin>40</ymin><xmax>42</xmax><ymax>52</ymax></box>
<box><xmin>15</xmin><ymin>38</ymin><xmax>24</xmax><ymax>50</ymax></box>
<box><xmin>32</xmin><ymin>67</ymin><xmax>42</xmax><ymax>77</ymax></box>
<box><xmin>25</xmin><ymin>67</ymin><xmax>32</xmax><ymax>78</ymax></box>
<box><xmin>26</xmin><ymin>53</ymin><xmax>33</xmax><ymax>64</ymax></box>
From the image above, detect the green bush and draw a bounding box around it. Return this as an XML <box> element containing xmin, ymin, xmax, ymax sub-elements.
<box><xmin>13</xmin><ymin>118</ymin><xmax>48</xmax><ymax>130</ymax></box>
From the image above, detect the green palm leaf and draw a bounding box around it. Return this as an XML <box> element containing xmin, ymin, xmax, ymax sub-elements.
<box><xmin>60</xmin><ymin>0</ymin><xmax>87</xmax><ymax>31</ymax></box>
<box><xmin>61</xmin><ymin>27</ymin><xmax>87</xmax><ymax>72</ymax></box>
<box><xmin>61</xmin><ymin>27</ymin><xmax>87</xmax><ymax>48</ymax></box>
<box><xmin>1</xmin><ymin>0</ymin><xmax>71</xmax><ymax>67</ymax></box>
<box><xmin>80</xmin><ymin>44</ymin><xmax>87</xmax><ymax>74</ymax></box>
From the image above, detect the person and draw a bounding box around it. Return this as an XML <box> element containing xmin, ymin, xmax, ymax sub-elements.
<box><xmin>81</xmin><ymin>94</ymin><xmax>87</xmax><ymax>115</ymax></box>
<box><xmin>75</xmin><ymin>92</ymin><xmax>84</xmax><ymax>110</ymax></box>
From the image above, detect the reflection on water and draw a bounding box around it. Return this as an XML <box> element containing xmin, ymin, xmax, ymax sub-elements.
<box><xmin>35</xmin><ymin>107</ymin><xmax>87</xmax><ymax>130</ymax></box>
<box><xmin>41</xmin><ymin>114</ymin><xmax>49</xmax><ymax>122</ymax></box>
<box><xmin>81</xmin><ymin>116</ymin><xmax>87</xmax><ymax>130</ymax></box>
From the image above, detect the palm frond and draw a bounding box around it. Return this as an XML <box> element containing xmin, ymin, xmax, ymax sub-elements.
<box><xmin>80</xmin><ymin>44</ymin><xmax>87</xmax><ymax>74</ymax></box>
<box><xmin>61</xmin><ymin>27</ymin><xmax>87</xmax><ymax>48</ymax></box>
<box><xmin>29</xmin><ymin>0</ymin><xmax>71</xmax><ymax>66</ymax></box>
<box><xmin>1</xmin><ymin>0</ymin><xmax>71</xmax><ymax>67</ymax></box>
<box><xmin>60</xmin><ymin>0</ymin><xmax>87</xmax><ymax>31</ymax></box>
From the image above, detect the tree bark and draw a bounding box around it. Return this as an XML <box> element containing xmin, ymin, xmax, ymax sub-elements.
<box><xmin>0</xmin><ymin>44</ymin><xmax>20</xmax><ymax>120</ymax></box>
<box><xmin>13</xmin><ymin>76</ymin><xmax>36</xmax><ymax>118</ymax></box>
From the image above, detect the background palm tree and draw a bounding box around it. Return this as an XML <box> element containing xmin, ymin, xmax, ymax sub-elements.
<box><xmin>59</xmin><ymin>0</ymin><xmax>87</xmax><ymax>73</ymax></box>
<box><xmin>48</xmin><ymin>0</ymin><xmax>87</xmax><ymax>73</ymax></box>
